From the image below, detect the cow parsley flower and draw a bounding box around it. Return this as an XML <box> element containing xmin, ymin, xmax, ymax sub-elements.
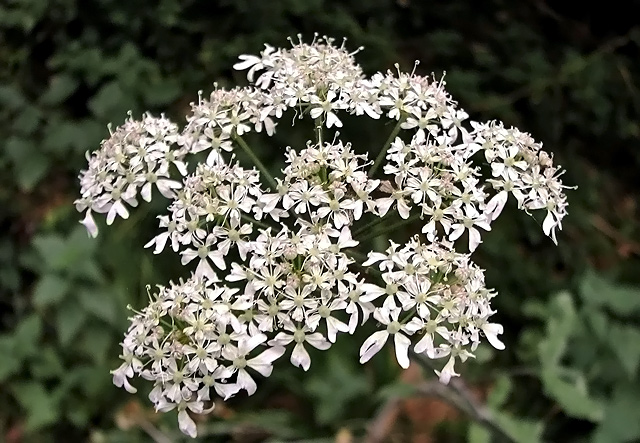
<box><xmin>76</xmin><ymin>36</ymin><xmax>570</xmax><ymax>437</ymax></box>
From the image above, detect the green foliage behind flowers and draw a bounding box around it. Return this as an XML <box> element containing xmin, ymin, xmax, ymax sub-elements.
<box><xmin>1</xmin><ymin>1</ymin><xmax>639</xmax><ymax>442</ymax></box>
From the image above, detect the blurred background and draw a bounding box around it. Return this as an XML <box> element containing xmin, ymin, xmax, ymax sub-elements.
<box><xmin>1</xmin><ymin>1</ymin><xmax>640</xmax><ymax>442</ymax></box>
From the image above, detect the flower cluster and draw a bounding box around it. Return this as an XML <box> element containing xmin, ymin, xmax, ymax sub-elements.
<box><xmin>76</xmin><ymin>36</ymin><xmax>569</xmax><ymax>437</ymax></box>
<box><xmin>75</xmin><ymin>114</ymin><xmax>186</xmax><ymax>237</ymax></box>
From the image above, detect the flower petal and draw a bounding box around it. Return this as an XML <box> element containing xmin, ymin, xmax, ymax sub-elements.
<box><xmin>359</xmin><ymin>330</ymin><xmax>389</xmax><ymax>364</ymax></box>
<box><xmin>394</xmin><ymin>333</ymin><xmax>411</xmax><ymax>369</ymax></box>
<box><xmin>178</xmin><ymin>410</ymin><xmax>197</xmax><ymax>438</ymax></box>
<box><xmin>291</xmin><ymin>342</ymin><xmax>311</xmax><ymax>371</ymax></box>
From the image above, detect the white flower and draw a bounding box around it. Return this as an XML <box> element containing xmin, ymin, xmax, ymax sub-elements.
<box><xmin>111</xmin><ymin>352</ymin><xmax>142</xmax><ymax>393</ymax></box>
<box><xmin>307</xmin><ymin>297</ymin><xmax>349</xmax><ymax>343</ymax></box>
<box><xmin>270</xmin><ymin>326</ymin><xmax>331</xmax><ymax>371</ymax></box>
<box><xmin>78</xmin><ymin>37</ymin><xmax>571</xmax><ymax>439</ymax></box>
<box><xmin>223</xmin><ymin>333</ymin><xmax>286</xmax><ymax>395</ymax></box>
<box><xmin>359</xmin><ymin>307</ymin><xmax>413</xmax><ymax>369</ymax></box>
<box><xmin>436</xmin><ymin>356</ymin><xmax>460</xmax><ymax>384</ymax></box>
<box><xmin>309</xmin><ymin>90</ymin><xmax>344</xmax><ymax>128</ymax></box>
<box><xmin>448</xmin><ymin>205</ymin><xmax>491</xmax><ymax>252</ymax></box>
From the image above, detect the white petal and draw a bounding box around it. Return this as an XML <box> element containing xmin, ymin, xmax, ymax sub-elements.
<box><xmin>178</xmin><ymin>410</ymin><xmax>197</xmax><ymax>438</ymax></box>
<box><xmin>291</xmin><ymin>342</ymin><xmax>311</xmax><ymax>371</ymax></box>
<box><xmin>482</xmin><ymin>323</ymin><xmax>505</xmax><ymax>350</ymax></box>
<box><xmin>360</xmin><ymin>284</ymin><xmax>385</xmax><ymax>302</ymax></box>
<box><xmin>208</xmin><ymin>250</ymin><xmax>227</xmax><ymax>270</ymax></box>
<box><xmin>542</xmin><ymin>211</ymin><xmax>555</xmax><ymax>237</ymax></box>
<box><xmin>436</xmin><ymin>356</ymin><xmax>459</xmax><ymax>385</ymax></box>
<box><xmin>468</xmin><ymin>227</ymin><xmax>482</xmax><ymax>252</ymax></box>
<box><xmin>394</xmin><ymin>333</ymin><xmax>411</xmax><ymax>369</ymax></box>
<box><xmin>141</xmin><ymin>182</ymin><xmax>152</xmax><ymax>202</ymax></box>
<box><xmin>156</xmin><ymin>179</ymin><xmax>182</xmax><ymax>198</ymax></box>
<box><xmin>214</xmin><ymin>382</ymin><xmax>240</xmax><ymax>400</ymax></box>
<box><xmin>237</xmin><ymin>368</ymin><xmax>257</xmax><ymax>395</ymax></box>
<box><xmin>106</xmin><ymin>204</ymin><xmax>117</xmax><ymax>225</ymax></box>
<box><xmin>305</xmin><ymin>333</ymin><xmax>330</xmax><ymax>350</ymax></box>
<box><xmin>326</xmin><ymin>112</ymin><xmax>342</xmax><ymax>128</ymax></box>
<box><xmin>309</xmin><ymin>107</ymin><xmax>323</xmax><ymax>119</ymax></box>
<box><xmin>173</xmin><ymin>160</ymin><xmax>188</xmax><ymax>176</ymax></box>
<box><xmin>80</xmin><ymin>210</ymin><xmax>99</xmax><ymax>238</ymax></box>
<box><xmin>114</xmin><ymin>200</ymin><xmax>130</xmax><ymax>219</ymax></box>
<box><xmin>240</xmin><ymin>333</ymin><xmax>267</xmax><ymax>355</ymax></box>
<box><xmin>359</xmin><ymin>330</ymin><xmax>389</xmax><ymax>364</ymax></box>
<box><xmin>448</xmin><ymin>225</ymin><xmax>465</xmax><ymax>241</ymax></box>
<box><xmin>485</xmin><ymin>191</ymin><xmax>508</xmax><ymax>221</ymax></box>
<box><xmin>180</xmin><ymin>249</ymin><xmax>198</xmax><ymax>265</ymax></box>
<box><xmin>248</xmin><ymin>346</ymin><xmax>285</xmax><ymax>376</ymax></box>
<box><xmin>414</xmin><ymin>333</ymin><xmax>435</xmax><ymax>357</ymax></box>
<box><xmin>233</xmin><ymin>55</ymin><xmax>261</xmax><ymax>71</ymax></box>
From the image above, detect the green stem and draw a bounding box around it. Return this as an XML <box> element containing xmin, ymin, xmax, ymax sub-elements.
<box><xmin>353</xmin><ymin>213</ymin><xmax>393</xmax><ymax>237</ymax></box>
<box><xmin>359</xmin><ymin>213</ymin><xmax>422</xmax><ymax>242</ymax></box>
<box><xmin>370</xmin><ymin>118</ymin><xmax>404</xmax><ymax>176</ymax></box>
<box><xmin>315</xmin><ymin>116</ymin><xmax>323</xmax><ymax>146</ymax></box>
<box><xmin>234</xmin><ymin>135</ymin><xmax>278</xmax><ymax>190</ymax></box>
<box><xmin>241</xmin><ymin>213</ymin><xmax>275</xmax><ymax>231</ymax></box>
<box><xmin>412</xmin><ymin>354</ymin><xmax>517</xmax><ymax>443</ymax></box>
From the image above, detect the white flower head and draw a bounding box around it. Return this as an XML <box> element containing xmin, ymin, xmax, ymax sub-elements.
<box><xmin>76</xmin><ymin>36</ymin><xmax>569</xmax><ymax>438</ymax></box>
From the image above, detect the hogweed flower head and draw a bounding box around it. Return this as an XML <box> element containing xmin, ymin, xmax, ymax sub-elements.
<box><xmin>76</xmin><ymin>35</ymin><xmax>570</xmax><ymax>437</ymax></box>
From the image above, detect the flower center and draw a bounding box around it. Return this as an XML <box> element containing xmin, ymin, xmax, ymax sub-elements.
<box><xmin>386</xmin><ymin>321</ymin><xmax>401</xmax><ymax>334</ymax></box>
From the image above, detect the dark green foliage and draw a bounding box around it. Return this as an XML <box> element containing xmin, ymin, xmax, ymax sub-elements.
<box><xmin>1</xmin><ymin>1</ymin><xmax>639</xmax><ymax>441</ymax></box>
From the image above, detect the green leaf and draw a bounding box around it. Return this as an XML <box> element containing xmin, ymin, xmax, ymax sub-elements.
<box><xmin>32</xmin><ymin>273</ymin><xmax>70</xmax><ymax>308</ymax></box>
<box><xmin>42</xmin><ymin>120</ymin><xmax>81</xmax><ymax>154</ymax></box>
<box><xmin>5</xmin><ymin>137</ymin><xmax>49</xmax><ymax>191</ymax></box>
<box><xmin>0</xmin><ymin>336</ymin><xmax>21</xmax><ymax>381</ymax></box>
<box><xmin>32</xmin><ymin>234</ymin><xmax>67</xmax><ymax>271</ymax></box>
<box><xmin>78</xmin><ymin>323</ymin><xmax>113</xmax><ymax>364</ymax></box>
<box><xmin>467</xmin><ymin>423</ymin><xmax>490</xmax><ymax>443</ymax></box>
<box><xmin>469</xmin><ymin>376</ymin><xmax>541</xmax><ymax>443</ymax></box>
<box><xmin>487</xmin><ymin>375</ymin><xmax>512</xmax><ymax>408</ymax></box>
<box><xmin>0</xmin><ymin>83</ymin><xmax>25</xmax><ymax>110</ymax></box>
<box><xmin>12</xmin><ymin>382</ymin><xmax>60</xmax><ymax>431</ymax></box>
<box><xmin>541</xmin><ymin>368</ymin><xmax>603</xmax><ymax>422</ymax></box>
<box><xmin>608</xmin><ymin>323</ymin><xmax>640</xmax><ymax>378</ymax></box>
<box><xmin>14</xmin><ymin>104</ymin><xmax>42</xmax><ymax>135</ymax></box>
<box><xmin>30</xmin><ymin>346</ymin><xmax>66</xmax><ymax>379</ymax></box>
<box><xmin>580</xmin><ymin>270</ymin><xmax>640</xmax><ymax>316</ymax></box>
<box><xmin>80</xmin><ymin>365</ymin><xmax>112</xmax><ymax>398</ymax></box>
<box><xmin>593</xmin><ymin>383</ymin><xmax>640</xmax><ymax>443</ymax></box>
<box><xmin>584</xmin><ymin>308</ymin><xmax>609</xmax><ymax>342</ymax></box>
<box><xmin>88</xmin><ymin>81</ymin><xmax>127</xmax><ymax>119</ymax></box>
<box><xmin>40</xmin><ymin>74</ymin><xmax>79</xmax><ymax>106</ymax></box>
<box><xmin>32</xmin><ymin>228</ymin><xmax>97</xmax><ymax>273</ymax></box>
<box><xmin>375</xmin><ymin>381</ymin><xmax>416</xmax><ymax>400</ymax></box>
<box><xmin>78</xmin><ymin>288</ymin><xmax>117</xmax><ymax>324</ymax></box>
<box><xmin>493</xmin><ymin>412</ymin><xmax>544</xmax><ymax>443</ymax></box>
<box><xmin>13</xmin><ymin>314</ymin><xmax>43</xmax><ymax>359</ymax></box>
<box><xmin>538</xmin><ymin>291</ymin><xmax>576</xmax><ymax>366</ymax></box>
<box><xmin>306</xmin><ymin>353</ymin><xmax>370</xmax><ymax>425</ymax></box>
<box><xmin>142</xmin><ymin>77</ymin><xmax>182</xmax><ymax>105</ymax></box>
<box><xmin>56</xmin><ymin>299</ymin><xmax>87</xmax><ymax>346</ymax></box>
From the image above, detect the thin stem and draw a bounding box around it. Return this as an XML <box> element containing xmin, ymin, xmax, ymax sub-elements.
<box><xmin>370</xmin><ymin>118</ymin><xmax>404</xmax><ymax>176</ymax></box>
<box><xmin>241</xmin><ymin>213</ymin><xmax>276</xmax><ymax>231</ymax></box>
<box><xmin>412</xmin><ymin>354</ymin><xmax>517</xmax><ymax>443</ymax></box>
<box><xmin>354</xmin><ymin>213</ymin><xmax>393</xmax><ymax>237</ymax></box>
<box><xmin>359</xmin><ymin>213</ymin><xmax>422</xmax><ymax>242</ymax></box>
<box><xmin>234</xmin><ymin>135</ymin><xmax>278</xmax><ymax>189</ymax></box>
<box><xmin>315</xmin><ymin>116</ymin><xmax>323</xmax><ymax>146</ymax></box>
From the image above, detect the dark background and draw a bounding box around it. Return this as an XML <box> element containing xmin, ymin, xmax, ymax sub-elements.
<box><xmin>1</xmin><ymin>1</ymin><xmax>639</xmax><ymax>442</ymax></box>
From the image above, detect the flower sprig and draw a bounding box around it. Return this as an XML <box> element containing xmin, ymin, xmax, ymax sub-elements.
<box><xmin>75</xmin><ymin>35</ymin><xmax>569</xmax><ymax>437</ymax></box>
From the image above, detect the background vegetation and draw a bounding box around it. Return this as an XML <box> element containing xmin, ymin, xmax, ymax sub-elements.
<box><xmin>1</xmin><ymin>1</ymin><xmax>639</xmax><ymax>442</ymax></box>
